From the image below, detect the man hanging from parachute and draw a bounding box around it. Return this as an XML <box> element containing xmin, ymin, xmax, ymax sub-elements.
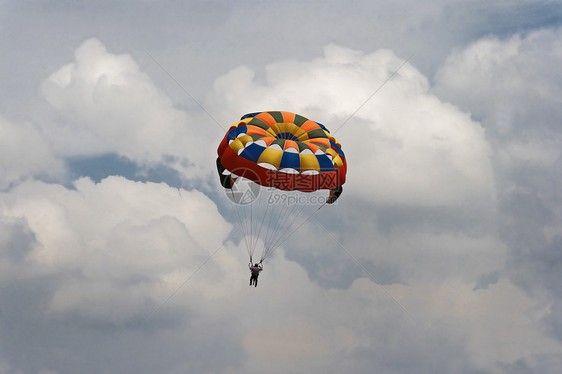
<box><xmin>217</xmin><ymin>111</ymin><xmax>347</xmax><ymax>287</ymax></box>
<box><xmin>248</xmin><ymin>260</ymin><xmax>263</xmax><ymax>287</ymax></box>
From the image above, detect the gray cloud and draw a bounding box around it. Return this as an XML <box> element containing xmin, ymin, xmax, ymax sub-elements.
<box><xmin>434</xmin><ymin>26</ymin><xmax>562</xmax><ymax>347</ymax></box>
<box><xmin>0</xmin><ymin>114</ymin><xmax>65</xmax><ymax>189</ymax></box>
<box><xmin>40</xmin><ymin>38</ymin><xmax>216</xmax><ymax>183</ymax></box>
<box><xmin>207</xmin><ymin>45</ymin><xmax>495</xmax><ymax>208</ymax></box>
<box><xmin>1</xmin><ymin>177</ymin><xmax>231</xmax><ymax>324</ymax></box>
<box><xmin>2</xmin><ymin>2</ymin><xmax>562</xmax><ymax>374</ymax></box>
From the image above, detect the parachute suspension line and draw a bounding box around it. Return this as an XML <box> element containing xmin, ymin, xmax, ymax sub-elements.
<box><xmin>248</xmin><ymin>194</ymin><xmax>254</xmax><ymax>255</ymax></box>
<box><xmin>261</xmin><ymin>191</ymin><xmax>293</xmax><ymax>258</ymax></box>
<box><xmin>250</xmin><ymin>188</ymin><xmax>270</xmax><ymax>259</ymax></box>
<box><xmin>267</xmin><ymin>192</ymin><xmax>312</xmax><ymax>251</ymax></box>
<box><xmin>234</xmin><ymin>206</ymin><xmax>252</xmax><ymax>260</ymax></box>
<box><xmin>262</xmin><ymin>202</ymin><xmax>307</xmax><ymax>261</ymax></box>
<box><xmin>259</xmin><ymin>193</ymin><xmax>280</xmax><ymax>259</ymax></box>
<box><xmin>263</xmin><ymin>201</ymin><xmax>328</xmax><ymax>262</ymax></box>
<box><xmin>241</xmin><ymin>202</ymin><xmax>255</xmax><ymax>260</ymax></box>
<box><xmin>248</xmin><ymin>191</ymin><xmax>259</xmax><ymax>258</ymax></box>
<box><xmin>264</xmin><ymin>202</ymin><xmax>293</xmax><ymax>252</ymax></box>
<box><xmin>260</xmin><ymin>189</ymin><xmax>296</xmax><ymax>261</ymax></box>
<box><xmin>261</xmin><ymin>193</ymin><xmax>304</xmax><ymax>261</ymax></box>
<box><xmin>229</xmin><ymin>188</ymin><xmax>253</xmax><ymax>260</ymax></box>
<box><xmin>247</xmin><ymin>193</ymin><xmax>259</xmax><ymax>259</ymax></box>
<box><xmin>243</xmin><ymin>182</ymin><xmax>260</xmax><ymax>259</ymax></box>
<box><xmin>267</xmin><ymin>201</ymin><xmax>325</xmax><ymax>258</ymax></box>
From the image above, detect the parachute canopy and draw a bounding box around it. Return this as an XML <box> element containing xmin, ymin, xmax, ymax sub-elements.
<box><xmin>217</xmin><ymin>111</ymin><xmax>346</xmax><ymax>195</ymax></box>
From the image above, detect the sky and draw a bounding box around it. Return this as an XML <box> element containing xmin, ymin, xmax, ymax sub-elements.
<box><xmin>1</xmin><ymin>0</ymin><xmax>562</xmax><ymax>373</ymax></box>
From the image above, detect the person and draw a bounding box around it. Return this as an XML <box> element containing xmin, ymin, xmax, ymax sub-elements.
<box><xmin>249</xmin><ymin>262</ymin><xmax>263</xmax><ymax>287</ymax></box>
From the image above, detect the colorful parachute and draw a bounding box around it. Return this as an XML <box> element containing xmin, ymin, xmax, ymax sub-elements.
<box><xmin>217</xmin><ymin>111</ymin><xmax>347</xmax><ymax>262</ymax></box>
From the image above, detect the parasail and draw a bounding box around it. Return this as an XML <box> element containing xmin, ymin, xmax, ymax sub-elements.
<box><xmin>217</xmin><ymin>111</ymin><xmax>347</xmax><ymax>263</ymax></box>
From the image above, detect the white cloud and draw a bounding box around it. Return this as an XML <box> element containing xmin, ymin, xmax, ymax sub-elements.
<box><xmin>433</xmin><ymin>26</ymin><xmax>562</xmax><ymax>278</ymax></box>
<box><xmin>429</xmin><ymin>27</ymin><xmax>562</xmax><ymax>372</ymax></box>
<box><xmin>207</xmin><ymin>45</ymin><xmax>495</xmax><ymax>207</ymax></box>
<box><xmin>1</xmin><ymin>11</ymin><xmax>561</xmax><ymax>372</ymax></box>
<box><xmin>434</xmin><ymin>27</ymin><xmax>562</xmax><ymax>163</ymax></box>
<box><xmin>0</xmin><ymin>360</ymin><xmax>25</xmax><ymax>374</ymax></box>
<box><xmin>401</xmin><ymin>278</ymin><xmax>562</xmax><ymax>372</ymax></box>
<box><xmin>236</xmin><ymin>268</ymin><xmax>562</xmax><ymax>374</ymax></box>
<box><xmin>501</xmin><ymin>139</ymin><xmax>561</xmax><ymax>166</ymax></box>
<box><xmin>363</xmin><ymin>229</ymin><xmax>507</xmax><ymax>284</ymax></box>
<box><xmin>0</xmin><ymin>114</ymin><xmax>64</xmax><ymax>189</ymax></box>
<box><xmin>1</xmin><ymin>176</ymin><xmax>232</xmax><ymax>322</ymax></box>
<box><xmin>41</xmin><ymin>38</ymin><xmax>216</xmax><ymax>181</ymax></box>
<box><xmin>0</xmin><ymin>170</ymin><xmax>558</xmax><ymax>373</ymax></box>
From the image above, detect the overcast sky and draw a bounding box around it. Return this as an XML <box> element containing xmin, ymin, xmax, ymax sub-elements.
<box><xmin>2</xmin><ymin>1</ymin><xmax>562</xmax><ymax>373</ymax></box>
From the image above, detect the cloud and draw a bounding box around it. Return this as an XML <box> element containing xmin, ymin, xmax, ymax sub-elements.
<box><xmin>1</xmin><ymin>176</ymin><xmax>232</xmax><ymax>322</ymax></box>
<box><xmin>2</xmin><ymin>13</ymin><xmax>562</xmax><ymax>372</ymax></box>
<box><xmin>41</xmin><ymin>38</ymin><xmax>217</xmax><ymax>181</ymax></box>
<box><xmin>237</xmin><ymin>269</ymin><xmax>562</xmax><ymax>374</ymax></box>
<box><xmin>198</xmin><ymin>38</ymin><xmax>562</xmax><ymax>374</ymax></box>
<box><xmin>1</xmin><ymin>176</ymin><xmax>560</xmax><ymax>372</ymax></box>
<box><xmin>433</xmin><ymin>28</ymin><xmax>562</xmax><ymax>261</ymax></box>
<box><xmin>434</xmin><ymin>25</ymin><xmax>562</xmax><ymax>349</ymax></box>
<box><xmin>0</xmin><ymin>114</ymin><xmax>65</xmax><ymax>190</ymax></box>
<box><xmin>401</xmin><ymin>278</ymin><xmax>562</xmax><ymax>372</ymax></box>
<box><xmin>434</xmin><ymin>27</ymin><xmax>562</xmax><ymax>169</ymax></box>
<box><xmin>435</xmin><ymin>28</ymin><xmax>562</xmax><ymax>119</ymax></box>
<box><xmin>207</xmin><ymin>44</ymin><xmax>495</xmax><ymax>208</ymax></box>
<box><xmin>0</xmin><ymin>211</ymin><xmax>38</xmax><ymax>284</ymax></box>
